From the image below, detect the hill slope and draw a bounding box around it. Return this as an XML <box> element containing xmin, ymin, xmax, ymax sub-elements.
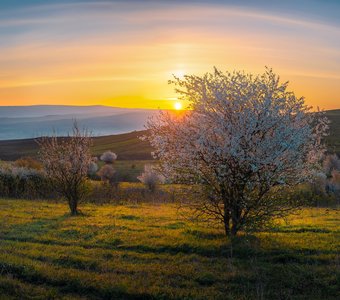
<box><xmin>0</xmin><ymin>109</ymin><xmax>339</xmax><ymax>161</ymax></box>
<box><xmin>0</xmin><ymin>130</ymin><xmax>153</xmax><ymax>161</ymax></box>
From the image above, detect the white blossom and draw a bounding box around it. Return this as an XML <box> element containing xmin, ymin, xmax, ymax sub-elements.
<box><xmin>137</xmin><ymin>164</ymin><xmax>165</xmax><ymax>192</ymax></box>
<box><xmin>100</xmin><ymin>151</ymin><xmax>117</xmax><ymax>164</ymax></box>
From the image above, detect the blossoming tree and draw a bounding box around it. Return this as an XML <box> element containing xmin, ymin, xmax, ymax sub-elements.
<box><xmin>137</xmin><ymin>164</ymin><xmax>165</xmax><ymax>192</ymax></box>
<box><xmin>38</xmin><ymin>122</ymin><xmax>92</xmax><ymax>215</ymax></box>
<box><xmin>146</xmin><ymin>68</ymin><xmax>329</xmax><ymax>236</ymax></box>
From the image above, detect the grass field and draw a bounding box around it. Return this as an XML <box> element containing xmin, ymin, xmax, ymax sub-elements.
<box><xmin>0</xmin><ymin>199</ymin><xmax>338</xmax><ymax>299</ymax></box>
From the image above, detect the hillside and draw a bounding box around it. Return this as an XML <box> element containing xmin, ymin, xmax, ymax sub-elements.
<box><xmin>0</xmin><ymin>130</ymin><xmax>153</xmax><ymax>161</ymax></box>
<box><xmin>0</xmin><ymin>109</ymin><xmax>339</xmax><ymax>162</ymax></box>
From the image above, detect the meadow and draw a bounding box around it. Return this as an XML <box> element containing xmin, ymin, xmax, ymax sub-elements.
<box><xmin>0</xmin><ymin>198</ymin><xmax>338</xmax><ymax>299</ymax></box>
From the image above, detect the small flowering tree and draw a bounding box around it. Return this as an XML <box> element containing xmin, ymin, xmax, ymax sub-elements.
<box><xmin>146</xmin><ymin>68</ymin><xmax>329</xmax><ymax>236</ymax></box>
<box><xmin>98</xmin><ymin>164</ymin><xmax>117</xmax><ymax>184</ymax></box>
<box><xmin>322</xmin><ymin>154</ymin><xmax>340</xmax><ymax>199</ymax></box>
<box><xmin>137</xmin><ymin>164</ymin><xmax>165</xmax><ymax>192</ymax></box>
<box><xmin>88</xmin><ymin>160</ymin><xmax>99</xmax><ymax>176</ymax></box>
<box><xmin>98</xmin><ymin>151</ymin><xmax>119</xmax><ymax>188</ymax></box>
<box><xmin>100</xmin><ymin>151</ymin><xmax>117</xmax><ymax>164</ymax></box>
<box><xmin>38</xmin><ymin>122</ymin><xmax>92</xmax><ymax>215</ymax></box>
<box><xmin>323</xmin><ymin>154</ymin><xmax>340</xmax><ymax>177</ymax></box>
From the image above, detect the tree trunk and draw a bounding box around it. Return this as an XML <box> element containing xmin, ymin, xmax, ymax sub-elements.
<box><xmin>230</xmin><ymin>223</ymin><xmax>239</xmax><ymax>236</ymax></box>
<box><xmin>224</xmin><ymin>219</ymin><xmax>230</xmax><ymax>237</ymax></box>
<box><xmin>230</xmin><ymin>194</ymin><xmax>242</xmax><ymax>237</ymax></box>
<box><xmin>223</xmin><ymin>195</ymin><xmax>241</xmax><ymax>237</ymax></box>
<box><xmin>223</xmin><ymin>202</ymin><xmax>231</xmax><ymax>237</ymax></box>
<box><xmin>69</xmin><ymin>197</ymin><xmax>78</xmax><ymax>215</ymax></box>
<box><xmin>230</xmin><ymin>210</ymin><xmax>241</xmax><ymax>236</ymax></box>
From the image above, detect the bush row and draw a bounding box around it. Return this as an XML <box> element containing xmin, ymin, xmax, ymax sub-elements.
<box><xmin>0</xmin><ymin>167</ymin><xmax>54</xmax><ymax>199</ymax></box>
<box><xmin>0</xmin><ymin>163</ymin><xmax>171</xmax><ymax>203</ymax></box>
<box><xmin>0</xmin><ymin>160</ymin><xmax>339</xmax><ymax>207</ymax></box>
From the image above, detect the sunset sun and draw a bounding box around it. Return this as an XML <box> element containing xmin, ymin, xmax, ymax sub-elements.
<box><xmin>174</xmin><ymin>102</ymin><xmax>183</xmax><ymax>110</ymax></box>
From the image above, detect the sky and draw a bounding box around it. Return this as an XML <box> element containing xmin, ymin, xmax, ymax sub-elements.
<box><xmin>0</xmin><ymin>0</ymin><xmax>339</xmax><ymax>110</ymax></box>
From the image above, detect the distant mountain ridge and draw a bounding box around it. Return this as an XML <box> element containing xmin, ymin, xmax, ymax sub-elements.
<box><xmin>0</xmin><ymin>105</ymin><xmax>149</xmax><ymax>118</ymax></box>
<box><xmin>0</xmin><ymin>105</ymin><xmax>157</xmax><ymax>140</ymax></box>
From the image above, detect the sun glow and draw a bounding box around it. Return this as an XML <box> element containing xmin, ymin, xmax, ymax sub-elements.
<box><xmin>173</xmin><ymin>70</ymin><xmax>185</xmax><ymax>78</ymax></box>
<box><xmin>174</xmin><ymin>102</ymin><xmax>183</xmax><ymax>110</ymax></box>
<box><xmin>0</xmin><ymin>2</ymin><xmax>339</xmax><ymax>109</ymax></box>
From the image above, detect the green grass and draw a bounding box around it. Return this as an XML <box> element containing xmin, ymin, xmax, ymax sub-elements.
<box><xmin>91</xmin><ymin>131</ymin><xmax>153</xmax><ymax>160</ymax></box>
<box><xmin>0</xmin><ymin>199</ymin><xmax>338</xmax><ymax>299</ymax></box>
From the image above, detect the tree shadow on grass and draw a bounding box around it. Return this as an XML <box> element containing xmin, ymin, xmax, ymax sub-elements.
<box><xmin>0</xmin><ymin>260</ymin><xmax>156</xmax><ymax>300</ymax></box>
<box><xmin>0</xmin><ymin>214</ymin><xmax>338</xmax><ymax>299</ymax></box>
<box><xmin>218</xmin><ymin>234</ymin><xmax>339</xmax><ymax>299</ymax></box>
<box><xmin>2</xmin><ymin>213</ymin><xmax>74</xmax><ymax>242</ymax></box>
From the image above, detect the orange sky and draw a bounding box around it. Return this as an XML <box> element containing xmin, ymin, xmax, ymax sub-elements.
<box><xmin>0</xmin><ymin>1</ymin><xmax>339</xmax><ymax>110</ymax></box>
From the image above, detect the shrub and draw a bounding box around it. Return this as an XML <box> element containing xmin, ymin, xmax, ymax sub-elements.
<box><xmin>310</xmin><ymin>172</ymin><xmax>327</xmax><ymax>196</ymax></box>
<box><xmin>88</xmin><ymin>182</ymin><xmax>178</xmax><ymax>204</ymax></box>
<box><xmin>97</xmin><ymin>164</ymin><xmax>119</xmax><ymax>189</ymax></box>
<box><xmin>14</xmin><ymin>157</ymin><xmax>43</xmax><ymax>170</ymax></box>
<box><xmin>323</xmin><ymin>154</ymin><xmax>340</xmax><ymax>177</ymax></box>
<box><xmin>288</xmin><ymin>183</ymin><xmax>336</xmax><ymax>207</ymax></box>
<box><xmin>37</xmin><ymin>122</ymin><xmax>92</xmax><ymax>215</ymax></box>
<box><xmin>88</xmin><ymin>161</ymin><xmax>99</xmax><ymax>176</ymax></box>
<box><xmin>137</xmin><ymin>164</ymin><xmax>164</xmax><ymax>192</ymax></box>
<box><xmin>330</xmin><ymin>170</ymin><xmax>340</xmax><ymax>189</ymax></box>
<box><xmin>100</xmin><ymin>151</ymin><xmax>117</xmax><ymax>164</ymax></box>
<box><xmin>308</xmin><ymin>154</ymin><xmax>340</xmax><ymax>206</ymax></box>
<box><xmin>0</xmin><ymin>166</ymin><xmax>53</xmax><ymax>199</ymax></box>
<box><xmin>328</xmin><ymin>170</ymin><xmax>340</xmax><ymax>204</ymax></box>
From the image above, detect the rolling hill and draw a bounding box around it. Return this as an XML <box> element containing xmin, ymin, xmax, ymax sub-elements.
<box><xmin>0</xmin><ymin>108</ymin><xmax>339</xmax><ymax>162</ymax></box>
<box><xmin>0</xmin><ymin>130</ymin><xmax>153</xmax><ymax>161</ymax></box>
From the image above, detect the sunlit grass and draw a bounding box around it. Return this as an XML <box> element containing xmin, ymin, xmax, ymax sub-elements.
<box><xmin>0</xmin><ymin>199</ymin><xmax>338</xmax><ymax>299</ymax></box>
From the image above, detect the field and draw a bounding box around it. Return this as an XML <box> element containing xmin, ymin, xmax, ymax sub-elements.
<box><xmin>0</xmin><ymin>199</ymin><xmax>338</xmax><ymax>299</ymax></box>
